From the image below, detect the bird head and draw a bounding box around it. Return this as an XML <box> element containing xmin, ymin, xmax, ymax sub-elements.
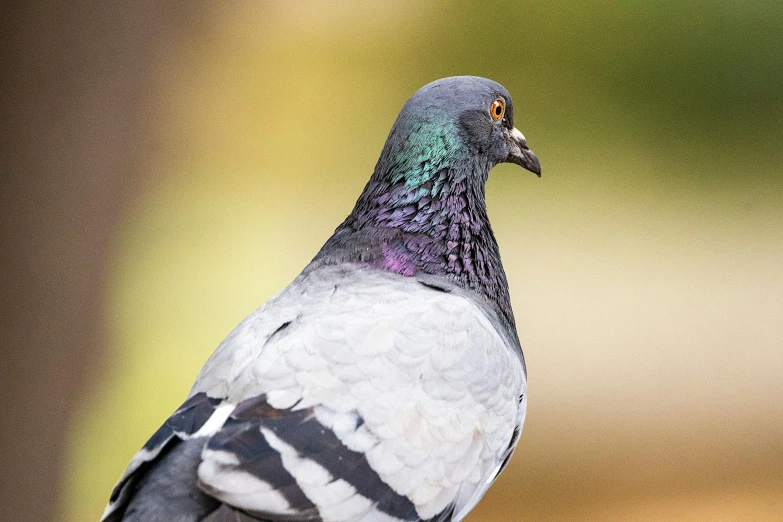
<box><xmin>379</xmin><ymin>76</ymin><xmax>541</xmax><ymax>183</ymax></box>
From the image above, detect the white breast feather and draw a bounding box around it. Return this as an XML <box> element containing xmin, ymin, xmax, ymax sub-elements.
<box><xmin>192</xmin><ymin>265</ymin><xmax>526</xmax><ymax>521</ymax></box>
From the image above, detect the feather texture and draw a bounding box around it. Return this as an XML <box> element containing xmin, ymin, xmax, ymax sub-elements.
<box><xmin>104</xmin><ymin>266</ymin><xmax>525</xmax><ymax>522</ymax></box>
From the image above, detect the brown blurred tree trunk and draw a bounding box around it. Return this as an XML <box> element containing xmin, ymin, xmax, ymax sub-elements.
<box><xmin>0</xmin><ymin>4</ymin><xmax>200</xmax><ymax>521</ymax></box>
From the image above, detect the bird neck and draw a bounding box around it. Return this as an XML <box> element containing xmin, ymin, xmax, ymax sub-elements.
<box><xmin>314</xmin><ymin>151</ymin><xmax>516</xmax><ymax>331</ymax></box>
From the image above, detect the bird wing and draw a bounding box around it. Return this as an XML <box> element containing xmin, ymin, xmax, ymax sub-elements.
<box><xmin>104</xmin><ymin>264</ymin><xmax>526</xmax><ymax>522</ymax></box>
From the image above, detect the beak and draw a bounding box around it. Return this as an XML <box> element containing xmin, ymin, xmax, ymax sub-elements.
<box><xmin>505</xmin><ymin>127</ymin><xmax>541</xmax><ymax>177</ymax></box>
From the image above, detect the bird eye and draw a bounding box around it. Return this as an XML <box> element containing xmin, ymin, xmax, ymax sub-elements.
<box><xmin>490</xmin><ymin>98</ymin><xmax>505</xmax><ymax>121</ymax></box>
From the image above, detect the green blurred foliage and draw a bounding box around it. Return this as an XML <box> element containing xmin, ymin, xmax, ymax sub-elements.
<box><xmin>61</xmin><ymin>3</ymin><xmax>782</xmax><ymax>521</ymax></box>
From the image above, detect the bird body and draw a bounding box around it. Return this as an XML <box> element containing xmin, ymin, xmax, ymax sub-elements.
<box><xmin>103</xmin><ymin>76</ymin><xmax>540</xmax><ymax>522</ymax></box>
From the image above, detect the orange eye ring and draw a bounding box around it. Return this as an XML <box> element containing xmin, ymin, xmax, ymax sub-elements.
<box><xmin>490</xmin><ymin>98</ymin><xmax>505</xmax><ymax>121</ymax></box>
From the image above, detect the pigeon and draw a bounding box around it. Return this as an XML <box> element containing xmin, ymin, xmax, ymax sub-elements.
<box><xmin>102</xmin><ymin>76</ymin><xmax>541</xmax><ymax>522</ymax></box>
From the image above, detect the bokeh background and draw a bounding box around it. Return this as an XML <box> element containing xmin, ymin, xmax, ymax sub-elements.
<box><xmin>2</xmin><ymin>2</ymin><xmax>782</xmax><ymax>521</ymax></box>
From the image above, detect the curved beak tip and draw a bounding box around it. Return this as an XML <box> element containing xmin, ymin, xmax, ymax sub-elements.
<box><xmin>525</xmin><ymin>149</ymin><xmax>542</xmax><ymax>177</ymax></box>
<box><xmin>506</xmin><ymin>128</ymin><xmax>541</xmax><ymax>177</ymax></box>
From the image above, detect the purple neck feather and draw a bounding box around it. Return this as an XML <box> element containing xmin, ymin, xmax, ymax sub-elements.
<box><xmin>313</xmin><ymin>156</ymin><xmax>516</xmax><ymax>331</ymax></box>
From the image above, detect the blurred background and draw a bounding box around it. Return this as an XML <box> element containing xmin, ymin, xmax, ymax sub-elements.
<box><xmin>1</xmin><ymin>2</ymin><xmax>781</xmax><ymax>521</ymax></box>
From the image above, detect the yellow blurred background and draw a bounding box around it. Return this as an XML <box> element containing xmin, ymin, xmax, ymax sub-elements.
<box><xmin>2</xmin><ymin>3</ymin><xmax>782</xmax><ymax>521</ymax></box>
